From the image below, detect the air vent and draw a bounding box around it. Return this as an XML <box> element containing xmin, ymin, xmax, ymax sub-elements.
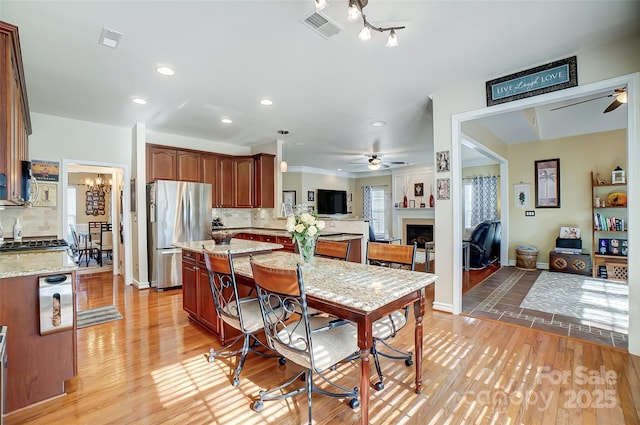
<box><xmin>302</xmin><ymin>12</ymin><xmax>342</xmax><ymax>39</ymax></box>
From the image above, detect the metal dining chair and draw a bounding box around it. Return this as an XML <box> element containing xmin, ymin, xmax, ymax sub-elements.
<box><xmin>366</xmin><ymin>241</ymin><xmax>417</xmax><ymax>391</ymax></box>
<box><xmin>203</xmin><ymin>249</ymin><xmax>283</xmax><ymax>387</ymax></box>
<box><xmin>249</xmin><ymin>259</ymin><xmax>360</xmax><ymax>423</ymax></box>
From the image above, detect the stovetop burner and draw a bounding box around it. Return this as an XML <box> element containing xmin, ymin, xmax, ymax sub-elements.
<box><xmin>0</xmin><ymin>238</ymin><xmax>69</xmax><ymax>253</ymax></box>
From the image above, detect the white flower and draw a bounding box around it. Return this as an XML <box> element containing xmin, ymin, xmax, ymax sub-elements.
<box><xmin>299</xmin><ymin>213</ymin><xmax>312</xmax><ymax>224</ymax></box>
<box><xmin>285</xmin><ymin>206</ymin><xmax>323</xmax><ymax>241</ymax></box>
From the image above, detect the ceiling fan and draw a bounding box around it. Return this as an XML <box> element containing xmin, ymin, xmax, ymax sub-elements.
<box><xmin>350</xmin><ymin>154</ymin><xmax>407</xmax><ymax>170</ymax></box>
<box><xmin>549</xmin><ymin>87</ymin><xmax>628</xmax><ymax>113</ymax></box>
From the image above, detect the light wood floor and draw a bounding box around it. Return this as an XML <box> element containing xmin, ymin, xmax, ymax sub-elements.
<box><xmin>7</xmin><ymin>273</ymin><xmax>640</xmax><ymax>425</ymax></box>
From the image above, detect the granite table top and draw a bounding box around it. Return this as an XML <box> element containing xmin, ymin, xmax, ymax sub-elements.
<box><xmin>0</xmin><ymin>251</ymin><xmax>78</xmax><ymax>278</ymax></box>
<box><xmin>232</xmin><ymin>251</ymin><xmax>437</xmax><ymax>313</ymax></box>
<box><xmin>173</xmin><ymin>239</ymin><xmax>283</xmax><ymax>254</ymax></box>
<box><xmin>225</xmin><ymin>228</ymin><xmax>363</xmax><ymax>241</ymax></box>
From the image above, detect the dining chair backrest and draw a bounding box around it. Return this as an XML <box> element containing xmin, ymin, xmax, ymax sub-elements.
<box><xmin>250</xmin><ymin>260</ymin><xmax>313</xmax><ymax>359</ymax></box>
<box><xmin>314</xmin><ymin>239</ymin><xmax>351</xmax><ymax>261</ymax></box>
<box><xmin>69</xmin><ymin>224</ymin><xmax>80</xmax><ymax>249</ymax></box>
<box><xmin>203</xmin><ymin>250</ymin><xmax>248</xmax><ymax>332</ymax></box>
<box><xmin>366</xmin><ymin>241</ymin><xmax>417</xmax><ymax>271</ymax></box>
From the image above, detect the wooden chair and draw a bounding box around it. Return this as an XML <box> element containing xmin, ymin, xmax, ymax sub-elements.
<box><xmin>314</xmin><ymin>239</ymin><xmax>351</xmax><ymax>261</ymax></box>
<box><xmin>366</xmin><ymin>241</ymin><xmax>417</xmax><ymax>391</ymax></box>
<box><xmin>95</xmin><ymin>223</ymin><xmax>113</xmax><ymax>266</ymax></box>
<box><xmin>250</xmin><ymin>260</ymin><xmax>360</xmax><ymax>422</ymax></box>
<box><xmin>203</xmin><ymin>250</ymin><xmax>282</xmax><ymax>387</ymax></box>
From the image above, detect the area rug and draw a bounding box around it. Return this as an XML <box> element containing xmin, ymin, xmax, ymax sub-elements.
<box><xmin>520</xmin><ymin>271</ymin><xmax>628</xmax><ymax>333</ymax></box>
<box><xmin>77</xmin><ymin>305</ymin><xmax>123</xmax><ymax>328</ymax></box>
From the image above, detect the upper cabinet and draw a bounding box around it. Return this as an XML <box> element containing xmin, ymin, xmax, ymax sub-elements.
<box><xmin>147</xmin><ymin>144</ymin><xmax>274</xmax><ymax>208</ymax></box>
<box><xmin>0</xmin><ymin>21</ymin><xmax>32</xmax><ymax>205</ymax></box>
<box><xmin>146</xmin><ymin>145</ymin><xmax>176</xmax><ymax>182</ymax></box>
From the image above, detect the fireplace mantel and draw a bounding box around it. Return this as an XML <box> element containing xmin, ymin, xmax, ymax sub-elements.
<box><xmin>392</xmin><ymin>207</ymin><xmax>435</xmax><ymax>244</ymax></box>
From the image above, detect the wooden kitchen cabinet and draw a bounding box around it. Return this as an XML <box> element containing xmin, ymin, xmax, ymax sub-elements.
<box><xmin>219</xmin><ymin>156</ymin><xmax>235</xmax><ymax>207</ymax></box>
<box><xmin>254</xmin><ymin>153</ymin><xmax>275</xmax><ymax>208</ymax></box>
<box><xmin>146</xmin><ymin>145</ymin><xmax>176</xmax><ymax>182</ymax></box>
<box><xmin>235</xmin><ymin>156</ymin><xmax>254</xmax><ymax>207</ymax></box>
<box><xmin>0</xmin><ymin>21</ymin><xmax>31</xmax><ymax>205</ymax></box>
<box><xmin>146</xmin><ymin>145</ymin><xmax>275</xmax><ymax>208</ymax></box>
<box><xmin>176</xmin><ymin>150</ymin><xmax>200</xmax><ymax>182</ymax></box>
<box><xmin>181</xmin><ymin>250</ymin><xmax>198</xmax><ymax>316</ymax></box>
<box><xmin>0</xmin><ymin>273</ymin><xmax>76</xmax><ymax>412</ymax></box>
<box><xmin>201</xmin><ymin>153</ymin><xmax>221</xmax><ymax>207</ymax></box>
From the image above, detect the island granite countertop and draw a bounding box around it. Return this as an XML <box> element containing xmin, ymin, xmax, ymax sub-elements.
<box><xmin>173</xmin><ymin>238</ymin><xmax>283</xmax><ymax>254</ymax></box>
<box><xmin>225</xmin><ymin>227</ymin><xmax>363</xmax><ymax>242</ymax></box>
<box><xmin>0</xmin><ymin>251</ymin><xmax>77</xmax><ymax>278</ymax></box>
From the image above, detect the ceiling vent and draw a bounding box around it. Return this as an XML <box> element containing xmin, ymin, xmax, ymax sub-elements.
<box><xmin>98</xmin><ymin>27</ymin><xmax>124</xmax><ymax>49</ymax></box>
<box><xmin>302</xmin><ymin>12</ymin><xmax>342</xmax><ymax>39</ymax></box>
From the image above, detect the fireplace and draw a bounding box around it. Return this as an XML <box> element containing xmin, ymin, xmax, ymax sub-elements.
<box><xmin>406</xmin><ymin>224</ymin><xmax>433</xmax><ymax>249</ymax></box>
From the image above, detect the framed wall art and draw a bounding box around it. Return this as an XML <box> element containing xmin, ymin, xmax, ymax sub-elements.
<box><xmin>436</xmin><ymin>178</ymin><xmax>450</xmax><ymax>200</ymax></box>
<box><xmin>535</xmin><ymin>158</ymin><xmax>560</xmax><ymax>208</ymax></box>
<box><xmin>436</xmin><ymin>151</ymin><xmax>450</xmax><ymax>172</ymax></box>
<box><xmin>283</xmin><ymin>190</ymin><xmax>296</xmax><ymax>207</ymax></box>
<box><xmin>308</xmin><ymin>190</ymin><xmax>314</xmax><ymax>202</ymax></box>
<box><xmin>513</xmin><ymin>183</ymin><xmax>530</xmax><ymax>209</ymax></box>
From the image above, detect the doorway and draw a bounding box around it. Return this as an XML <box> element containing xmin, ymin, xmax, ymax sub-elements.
<box><xmin>63</xmin><ymin>160</ymin><xmax>128</xmax><ymax>312</ymax></box>
<box><xmin>451</xmin><ymin>73</ymin><xmax>638</xmax><ymax>352</ymax></box>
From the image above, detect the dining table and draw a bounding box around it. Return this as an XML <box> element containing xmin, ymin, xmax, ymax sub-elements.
<box><xmin>231</xmin><ymin>251</ymin><xmax>438</xmax><ymax>425</ymax></box>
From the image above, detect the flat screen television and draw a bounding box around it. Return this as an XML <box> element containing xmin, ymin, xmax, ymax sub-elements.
<box><xmin>317</xmin><ymin>189</ymin><xmax>347</xmax><ymax>214</ymax></box>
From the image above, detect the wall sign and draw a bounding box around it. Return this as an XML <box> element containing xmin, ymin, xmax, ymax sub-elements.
<box><xmin>486</xmin><ymin>56</ymin><xmax>577</xmax><ymax>106</ymax></box>
<box><xmin>31</xmin><ymin>160</ymin><xmax>60</xmax><ymax>182</ymax></box>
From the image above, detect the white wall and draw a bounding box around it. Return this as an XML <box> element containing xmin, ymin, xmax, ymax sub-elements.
<box><xmin>432</xmin><ymin>33</ymin><xmax>640</xmax><ymax>354</ymax></box>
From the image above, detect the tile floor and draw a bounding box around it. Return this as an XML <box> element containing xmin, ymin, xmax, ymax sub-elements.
<box><xmin>462</xmin><ymin>266</ymin><xmax>628</xmax><ymax>350</ymax></box>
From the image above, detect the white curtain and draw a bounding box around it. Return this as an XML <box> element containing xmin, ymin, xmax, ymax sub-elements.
<box><xmin>471</xmin><ymin>176</ymin><xmax>498</xmax><ymax>225</ymax></box>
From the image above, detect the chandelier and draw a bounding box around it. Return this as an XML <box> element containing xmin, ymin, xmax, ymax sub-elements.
<box><xmin>314</xmin><ymin>0</ymin><xmax>406</xmax><ymax>46</ymax></box>
<box><xmin>85</xmin><ymin>173</ymin><xmax>112</xmax><ymax>194</ymax></box>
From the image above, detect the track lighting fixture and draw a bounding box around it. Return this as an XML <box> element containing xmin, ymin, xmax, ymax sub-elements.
<box><xmin>344</xmin><ymin>0</ymin><xmax>406</xmax><ymax>46</ymax></box>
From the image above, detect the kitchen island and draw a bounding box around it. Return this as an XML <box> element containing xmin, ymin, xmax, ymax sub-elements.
<box><xmin>0</xmin><ymin>250</ymin><xmax>78</xmax><ymax>413</ymax></box>
<box><xmin>174</xmin><ymin>238</ymin><xmax>283</xmax><ymax>341</ymax></box>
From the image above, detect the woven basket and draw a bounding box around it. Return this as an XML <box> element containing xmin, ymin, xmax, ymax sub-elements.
<box><xmin>606</xmin><ymin>262</ymin><xmax>628</xmax><ymax>282</ymax></box>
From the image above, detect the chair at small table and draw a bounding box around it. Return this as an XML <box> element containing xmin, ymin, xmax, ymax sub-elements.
<box><xmin>250</xmin><ymin>260</ymin><xmax>360</xmax><ymax>423</ymax></box>
<box><xmin>314</xmin><ymin>239</ymin><xmax>351</xmax><ymax>261</ymax></box>
<box><xmin>203</xmin><ymin>250</ymin><xmax>283</xmax><ymax>387</ymax></box>
<box><xmin>95</xmin><ymin>223</ymin><xmax>113</xmax><ymax>266</ymax></box>
<box><xmin>366</xmin><ymin>241</ymin><xmax>417</xmax><ymax>391</ymax></box>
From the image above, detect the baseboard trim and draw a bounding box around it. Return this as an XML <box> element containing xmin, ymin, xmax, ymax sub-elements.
<box><xmin>132</xmin><ymin>279</ymin><xmax>150</xmax><ymax>290</ymax></box>
<box><xmin>432</xmin><ymin>301</ymin><xmax>453</xmax><ymax>313</ymax></box>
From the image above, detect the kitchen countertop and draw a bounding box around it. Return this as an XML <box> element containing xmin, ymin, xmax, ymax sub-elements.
<box><xmin>173</xmin><ymin>239</ymin><xmax>284</xmax><ymax>254</ymax></box>
<box><xmin>0</xmin><ymin>251</ymin><xmax>77</xmax><ymax>278</ymax></box>
<box><xmin>224</xmin><ymin>228</ymin><xmax>363</xmax><ymax>241</ymax></box>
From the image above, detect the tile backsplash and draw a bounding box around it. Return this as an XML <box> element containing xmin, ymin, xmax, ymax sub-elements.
<box><xmin>0</xmin><ymin>206</ymin><xmax>58</xmax><ymax>239</ymax></box>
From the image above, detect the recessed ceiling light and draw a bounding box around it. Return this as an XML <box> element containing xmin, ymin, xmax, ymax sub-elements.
<box><xmin>260</xmin><ymin>99</ymin><xmax>273</xmax><ymax>106</ymax></box>
<box><xmin>221</xmin><ymin>118</ymin><xmax>233</xmax><ymax>124</ymax></box>
<box><xmin>156</xmin><ymin>66</ymin><xmax>175</xmax><ymax>76</ymax></box>
<box><xmin>132</xmin><ymin>98</ymin><xmax>147</xmax><ymax>105</ymax></box>
<box><xmin>98</xmin><ymin>27</ymin><xmax>123</xmax><ymax>49</ymax></box>
<box><xmin>295</xmin><ymin>142</ymin><xmax>305</xmax><ymax>146</ymax></box>
<box><xmin>337</xmin><ymin>168</ymin><xmax>342</xmax><ymax>171</ymax></box>
<box><xmin>371</xmin><ymin>121</ymin><xmax>386</xmax><ymax>127</ymax></box>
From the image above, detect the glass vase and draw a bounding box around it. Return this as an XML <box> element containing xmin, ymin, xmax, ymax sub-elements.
<box><xmin>297</xmin><ymin>236</ymin><xmax>317</xmax><ymax>265</ymax></box>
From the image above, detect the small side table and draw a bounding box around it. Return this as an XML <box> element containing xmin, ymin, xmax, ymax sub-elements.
<box><xmin>549</xmin><ymin>251</ymin><xmax>592</xmax><ymax>276</ymax></box>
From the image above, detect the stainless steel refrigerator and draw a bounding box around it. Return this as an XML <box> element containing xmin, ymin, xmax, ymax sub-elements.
<box><xmin>147</xmin><ymin>180</ymin><xmax>212</xmax><ymax>290</ymax></box>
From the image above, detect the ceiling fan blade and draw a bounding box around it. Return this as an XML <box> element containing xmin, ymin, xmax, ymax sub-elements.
<box><xmin>604</xmin><ymin>99</ymin><xmax>623</xmax><ymax>113</ymax></box>
<box><xmin>387</xmin><ymin>161</ymin><xmax>407</xmax><ymax>165</ymax></box>
<box><xmin>549</xmin><ymin>94</ymin><xmax>610</xmax><ymax>111</ymax></box>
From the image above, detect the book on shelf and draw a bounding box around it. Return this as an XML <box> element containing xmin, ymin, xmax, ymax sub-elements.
<box><xmin>593</xmin><ymin>212</ymin><xmax>625</xmax><ymax>231</ymax></box>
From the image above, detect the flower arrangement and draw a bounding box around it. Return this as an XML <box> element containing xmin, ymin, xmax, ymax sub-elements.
<box><xmin>286</xmin><ymin>204</ymin><xmax>325</xmax><ymax>263</ymax></box>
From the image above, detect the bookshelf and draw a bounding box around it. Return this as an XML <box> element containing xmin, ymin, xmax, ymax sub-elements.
<box><xmin>590</xmin><ymin>171</ymin><xmax>627</xmax><ymax>280</ymax></box>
